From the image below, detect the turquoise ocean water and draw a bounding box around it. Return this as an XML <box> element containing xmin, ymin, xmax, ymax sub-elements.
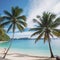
<box><xmin>0</xmin><ymin>38</ymin><xmax>60</xmax><ymax>56</ymax></box>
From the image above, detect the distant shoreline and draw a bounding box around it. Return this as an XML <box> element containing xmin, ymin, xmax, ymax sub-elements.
<box><xmin>10</xmin><ymin>38</ymin><xmax>59</xmax><ymax>40</ymax></box>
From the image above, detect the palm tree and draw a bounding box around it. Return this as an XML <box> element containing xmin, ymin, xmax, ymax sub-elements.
<box><xmin>1</xmin><ymin>6</ymin><xmax>27</xmax><ymax>58</ymax></box>
<box><xmin>30</xmin><ymin>12</ymin><xmax>60</xmax><ymax>58</ymax></box>
<box><xmin>0</xmin><ymin>26</ymin><xmax>10</xmax><ymax>41</ymax></box>
<box><xmin>0</xmin><ymin>16</ymin><xmax>10</xmax><ymax>41</ymax></box>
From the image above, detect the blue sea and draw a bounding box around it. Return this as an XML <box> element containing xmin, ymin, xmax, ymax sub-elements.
<box><xmin>0</xmin><ymin>38</ymin><xmax>60</xmax><ymax>57</ymax></box>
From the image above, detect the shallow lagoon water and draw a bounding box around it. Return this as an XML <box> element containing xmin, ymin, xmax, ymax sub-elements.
<box><xmin>0</xmin><ymin>38</ymin><xmax>60</xmax><ymax>56</ymax></box>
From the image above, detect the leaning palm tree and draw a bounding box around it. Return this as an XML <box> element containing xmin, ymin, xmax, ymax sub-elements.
<box><xmin>30</xmin><ymin>12</ymin><xmax>60</xmax><ymax>58</ymax></box>
<box><xmin>1</xmin><ymin>6</ymin><xmax>27</xmax><ymax>58</ymax></box>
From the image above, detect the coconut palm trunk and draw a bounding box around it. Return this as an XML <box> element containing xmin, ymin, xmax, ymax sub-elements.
<box><xmin>48</xmin><ymin>40</ymin><xmax>54</xmax><ymax>58</ymax></box>
<box><xmin>48</xmin><ymin>34</ymin><xmax>54</xmax><ymax>58</ymax></box>
<box><xmin>3</xmin><ymin>33</ymin><xmax>14</xmax><ymax>59</ymax></box>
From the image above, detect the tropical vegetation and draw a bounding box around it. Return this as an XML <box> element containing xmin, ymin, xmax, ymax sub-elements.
<box><xmin>30</xmin><ymin>12</ymin><xmax>60</xmax><ymax>58</ymax></box>
<box><xmin>0</xmin><ymin>16</ymin><xmax>10</xmax><ymax>41</ymax></box>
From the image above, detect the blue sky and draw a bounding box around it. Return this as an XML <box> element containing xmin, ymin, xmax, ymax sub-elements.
<box><xmin>0</xmin><ymin>0</ymin><xmax>60</xmax><ymax>38</ymax></box>
<box><xmin>0</xmin><ymin>0</ymin><xmax>29</xmax><ymax>16</ymax></box>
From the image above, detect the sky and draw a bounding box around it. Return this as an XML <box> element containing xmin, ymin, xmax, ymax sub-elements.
<box><xmin>0</xmin><ymin>0</ymin><xmax>60</xmax><ymax>38</ymax></box>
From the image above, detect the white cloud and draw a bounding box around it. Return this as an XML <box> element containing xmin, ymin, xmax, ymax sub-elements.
<box><xmin>27</xmin><ymin>0</ymin><xmax>60</xmax><ymax>28</ymax></box>
<box><xmin>52</xmin><ymin>2</ymin><xmax>60</xmax><ymax>14</ymax></box>
<box><xmin>8</xmin><ymin>31</ymin><xmax>33</xmax><ymax>38</ymax></box>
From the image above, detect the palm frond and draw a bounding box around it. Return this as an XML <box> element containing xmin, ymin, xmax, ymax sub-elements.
<box><xmin>15</xmin><ymin>7</ymin><xmax>23</xmax><ymax>16</ymax></box>
<box><xmin>50</xmin><ymin>22</ymin><xmax>60</xmax><ymax>28</ymax></box>
<box><xmin>0</xmin><ymin>28</ymin><xmax>4</xmax><ymax>35</ymax></box>
<box><xmin>48</xmin><ymin>14</ymin><xmax>56</xmax><ymax>26</ymax></box>
<box><xmin>31</xmin><ymin>30</ymin><xmax>42</xmax><ymax>37</ymax></box>
<box><xmin>42</xmin><ymin>12</ymin><xmax>49</xmax><ymax>24</ymax></box>
<box><xmin>12</xmin><ymin>6</ymin><xmax>23</xmax><ymax>17</ymax></box>
<box><xmin>54</xmin><ymin>17</ymin><xmax>60</xmax><ymax>24</ymax></box>
<box><xmin>35</xmin><ymin>32</ymin><xmax>44</xmax><ymax>43</ymax></box>
<box><xmin>0</xmin><ymin>33</ymin><xmax>10</xmax><ymax>41</ymax></box>
<box><xmin>7</xmin><ymin>24</ymin><xmax>13</xmax><ymax>33</ymax></box>
<box><xmin>0</xmin><ymin>28</ymin><xmax>10</xmax><ymax>41</ymax></box>
<box><xmin>3</xmin><ymin>16</ymin><xmax>11</xmax><ymax>20</ymax></box>
<box><xmin>33</xmin><ymin>19</ymin><xmax>43</xmax><ymax>27</ymax></box>
<box><xmin>1</xmin><ymin>21</ymin><xmax>10</xmax><ymax>27</ymax></box>
<box><xmin>0</xmin><ymin>17</ymin><xmax>5</xmax><ymax>23</ymax></box>
<box><xmin>17</xmin><ymin>15</ymin><xmax>26</xmax><ymax>21</ymax></box>
<box><xmin>18</xmin><ymin>21</ymin><xmax>27</xmax><ymax>27</ymax></box>
<box><xmin>4</xmin><ymin>10</ymin><xmax>12</xmax><ymax>17</ymax></box>
<box><xmin>49</xmin><ymin>13</ymin><xmax>56</xmax><ymax>20</ymax></box>
<box><xmin>52</xmin><ymin>29</ymin><xmax>60</xmax><ymax>37</ymax></box>
<box><xmin>16</xmin><ymin>23</ymin><xmax>24</xmax><ymax>32</ymax></box>
<box><xmin>29</xmin><ymin>27</ymin><xmax>43</xmax><ymax>31</ymax></box>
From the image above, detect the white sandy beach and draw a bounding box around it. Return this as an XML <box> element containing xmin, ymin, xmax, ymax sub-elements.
<box><xmin>0</xmin><ymin>48</ymin><xmax>56</xmax><ymax>60</ymax></box>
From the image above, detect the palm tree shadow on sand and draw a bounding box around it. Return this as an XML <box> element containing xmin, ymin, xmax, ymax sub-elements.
<box><xmin>0</xmin><ymin>57</ymin><xmax>11</xmax><ymax>60</ymax></box>
<box><xmin>11</xmin><ymin>53</ymin><xmax>55</xmax><ymax>60</ymax></box>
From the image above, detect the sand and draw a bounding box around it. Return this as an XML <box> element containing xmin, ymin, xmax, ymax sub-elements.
<box><xmin>0</xmin><ymin>48</ymin><xmax>56</xmax><ymax>60</ymax></box>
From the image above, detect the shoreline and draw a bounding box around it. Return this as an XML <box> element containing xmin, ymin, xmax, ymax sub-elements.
<box><xmin>0</xmin><ymin>48</ymin><xmax>56</xmax><ymax>60</ymax></box>
<box><xmin>0</xmin><ymin>48</ymin><xmax>50</xmax><ymax>57</ymax></box>
<box><xmin>0</xmin><ymin>47</ymin><xmax>51</xmax><ymax>57</ymax></box>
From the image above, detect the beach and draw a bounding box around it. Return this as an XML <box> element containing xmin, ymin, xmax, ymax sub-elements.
<box><xmin>0</xmin><ymin>39</ymin><xmax>59</xmax><ymax>60</ymax></box>
<box><xmin>0</xmin><ymin>39</ymin><xmax>60</xmax><ymax>57</ymax></box>
<box><xmin>0</xmin><ymin>48</ymin><xmax>56</xmax><ymax>60</ymax></box>
<box><xmin>0</xmin><ymin>0</ymin><xmax>60</xmax><ymax>59</ymax></box>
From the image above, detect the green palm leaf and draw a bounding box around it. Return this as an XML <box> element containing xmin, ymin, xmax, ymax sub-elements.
<box><xmin>54</xmin><ymin>17</ymin><xmax>60</xmax><ymax>24</ymax></box>
<box><xmin>33</xmin><ymin>19</ymin><xmax>43</xmax><ymax>27</ymax></box>
<box><xmin>52</xmin><ymin>29</ymin><xmax>60</xmax><ymax>37</ymax></box>
<box><xmin>30</xmin><ymin>28</ymin><xmax>42</xmax><ymax>31</ymax></box>
<box><xmin>18</xmin><ymin>21</ymin><xmax>27</xmax><ymax>27</ymax></box>
<box><xmin>3</xmin><ymin>16</ymin><xmax>11</xmax><ymax>20</ymax></box>
<box><xmin>35</xmin><ymin>32</ymin><xmax>44</xmax><ymax>43</ymax></box>
<box><xmin>1</xmin><ymin>21</ymin><xmax>10</xmax><ymax>27</ymax></box>
<box><xmin>17</xmin><ymin>16</ymin><xmax>26</xmax><ymax>21</ymax></box>
<box><xmin>31</xmin><ymin>30</ymin><xmax>42</xmax><ymax>37</ymax></box>
<box><xmin>7</xmin><ymin>24</ymin><xmax>13</xmax><ymax>33</ymax></box>
<box><xmin>16</xmin><ymin>23</ymin><xmax>24</xmax><ymax>32</ymax></box>
<box><xmin>0</xmin><ymin>27</ymin><xmax>10</xmax><ymax>41</ymax></box>
<box><xmin>4</xmin><ymin>10</ymin><xmax>12</xmax><ymax>17</ymax></box>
